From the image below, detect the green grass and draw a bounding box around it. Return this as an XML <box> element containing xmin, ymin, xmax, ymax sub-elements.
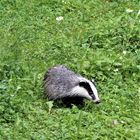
<box><xmin>0</xmin><ymin>0</ymin><xmax>140</xmax><ymax>139</ymax></box>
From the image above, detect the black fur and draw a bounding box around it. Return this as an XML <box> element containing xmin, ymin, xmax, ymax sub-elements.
<box><xmin>79</xmin><ymin>82</ymin><xmax>96</xmax><ymax>100</ymax></box>
<box><xmin>54</xmin><ymin>96</ymin><xmax>84</xmax><ymax>108</ymax></box>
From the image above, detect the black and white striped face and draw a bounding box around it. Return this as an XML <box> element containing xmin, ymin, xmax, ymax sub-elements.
<box><xmin>78</xmin><ymin>79</ymin><xmax>100</xmax><ymax>104</ymax></box>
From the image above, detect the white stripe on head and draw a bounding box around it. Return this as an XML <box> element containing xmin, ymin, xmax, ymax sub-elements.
<box><xmin>78</xmin><ymin>77</ymin><xmax>100</xmax><ymax>101</ymax></box>
<box><xmin>70</xmin><ymin>86</ymin><xmax>92</xmax><ymax>100</ymax></box>
<box><xmin>54</xmin><ymin>86</ymin><xmax>92</xmax><ymax>100</ymax></box>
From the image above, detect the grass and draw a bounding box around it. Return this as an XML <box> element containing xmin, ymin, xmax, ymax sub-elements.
<box><xmin>0</xmin><ymin>0</ymin><xmax>140</xmax><ymax>139</ymax></box>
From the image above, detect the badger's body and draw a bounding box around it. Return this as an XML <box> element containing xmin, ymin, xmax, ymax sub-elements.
<box><xmin>43</xmin><ymin>65</ymin><xmax>100</xmax><ymax>104</ymax></box>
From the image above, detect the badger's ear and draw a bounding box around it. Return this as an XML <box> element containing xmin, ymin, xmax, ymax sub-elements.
<box><xmin>79</xmin><ymin>82</ymin><xmax>93</xmax><ymax>95</ymax></box>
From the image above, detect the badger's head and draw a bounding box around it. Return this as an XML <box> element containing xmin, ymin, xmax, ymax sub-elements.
<box><xmin>71</xmin><ymin>78</ymin><xmax>100</xmax><ymax>104</ymax></box>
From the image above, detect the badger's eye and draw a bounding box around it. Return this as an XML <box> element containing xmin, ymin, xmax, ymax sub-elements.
<box><xmin>79</xmin><ymin>82</ymin><xmax>93</xmax><ymax>95</ymax></box>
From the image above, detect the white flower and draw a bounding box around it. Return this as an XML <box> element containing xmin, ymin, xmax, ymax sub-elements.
<box><xmin>56</xmin><ymin>16</ymin><xmax>63</xmax><ymax>21</ymax></box>
<box><xmin>91</xmin><ymin>79</ymin><xmax>95</xmax><ymax>83</ymax></box>
<box><xmin>138</xmin><ymin>88</ymin><xmax>140</xmax><ymax>94</ymax></box>
<box><xmin>120</xmin><ymin>120</ymin><xmax>125</xmax><ymax>124</ymax></box>
<box><xmin>138</xmin><ymin>10</ymin><xmax>140</xmax><ymax>15</ymax></box>
<box><xmin>126</xmin><ymin>9</ymin><xmax>133</xmax><ymax>13</ymax></box>
<box><xmin>119</xmin><ymin>56</ymin><xmax>123</xmax><ymax>60</ymax></box>
<box><xmin>113</xmin><ymin>120</ymin><xmax>118</xmax><ymax>125</ymax></box>
<box><xmin>114</xmin><ymin>68</ymin><xmax>119</xmax><ymax>72</ymax></box>
<box><xmin>123</xmin><ymin>50</ymin><xmax>127</xmax><ymax>55</ymax></box>
<box><xmin>17</xmin><ymin>86</ymin><xmax>21</xmax><ymax>90</ymax></box>
<box><xmin>62</xmin><ymin>0</ymin><xmax>66</xmax><ymax>4</ymax></box>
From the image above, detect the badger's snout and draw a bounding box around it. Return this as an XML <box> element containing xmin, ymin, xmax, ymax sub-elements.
<box><xmin>91</xmin><ymin>94</ymin><xmax>100</xmax><ymax>104</ymax></box>
<box><xmin>90</xmin><ymin>92</ymin><xmax>100</xmax><ymax>104</ymax></box>
<box><xmin>94</xmin><ymin>99</ymin><xmax>101</xmax><ymax>104</ymax></box>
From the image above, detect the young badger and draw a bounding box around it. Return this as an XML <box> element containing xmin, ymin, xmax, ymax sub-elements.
<box><xmin>43</xmin><ymin>65</ymin><xmax>100</xmax><ymax>106</ymax></box>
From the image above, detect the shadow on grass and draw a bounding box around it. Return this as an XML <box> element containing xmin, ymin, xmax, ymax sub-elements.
<box><xmin>42</xmin><ymin>94</ymin><xmax>101</xmax><ymax>111</ymax></box>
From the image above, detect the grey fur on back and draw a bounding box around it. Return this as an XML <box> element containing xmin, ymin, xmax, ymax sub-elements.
<box><xmin>43</xmin><ymin>65</ymin><xmax>82</xmax><ymax>100</ymax></box>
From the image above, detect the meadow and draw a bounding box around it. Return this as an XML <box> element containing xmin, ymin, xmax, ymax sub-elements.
<box><xmin>0</xmin><ymin>0</ymin><xmax>140</xmax><ymax>139</ymax></box>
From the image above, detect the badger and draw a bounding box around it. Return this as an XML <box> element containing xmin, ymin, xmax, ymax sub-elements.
<box><xmin>43</xmin><ymin>65</ymin><xmax>100</xmax><ymax>106</ymax></box>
